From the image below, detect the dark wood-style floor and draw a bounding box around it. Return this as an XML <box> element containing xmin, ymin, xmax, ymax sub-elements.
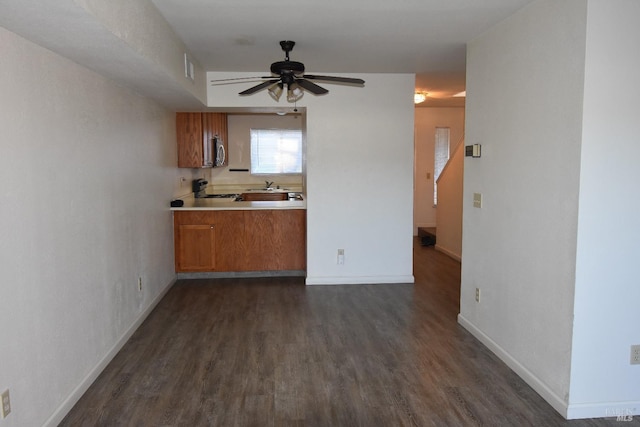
<box><xmin>60</xmin><ymin>239</ymin><xmax>636</xmax><ymax>426</ymax></box>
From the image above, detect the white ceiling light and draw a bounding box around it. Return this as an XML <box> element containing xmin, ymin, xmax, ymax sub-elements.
<box><xmin>287</xmin><ymin>83</ymin><xmax>304</xmax><ymax>102</ymax></box>
<box><xmin>268</xmin><ymin>83</ymin><xmax>283</xmax><ymax>101</ymax></box>
<box><xmin>414</xmin><ymin>92</ymin><xmax>427</xmax><ymax>104</ymax></box>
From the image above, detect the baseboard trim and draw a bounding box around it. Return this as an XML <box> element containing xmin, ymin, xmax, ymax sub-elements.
<box><xmin>457</xmin><ymin>314</ymin><xmax>568</xmax><ymax>419</ymax></box>
<box><xmin>566</xmin><ymin>400</ymin><xmax>640</xmax><ymax>420</ymax></box>
<box><xmin>434</xmin><ymin>244</ymin><xmax>461</xmax><ymax>262</ymax></box>
<box><xmin>177</xmin><ymin>270</ymin><xmax>305</xmax><ymax>279</ymax></box>
<box><xmin>44</xmin><ymin>277</ymin><xmax>176</xmax><ymax>427</ymax></box>
<box><xmin>306</xmin><ymin>275</ymin><xmax>415</xmax><ymax>285</ymax></box>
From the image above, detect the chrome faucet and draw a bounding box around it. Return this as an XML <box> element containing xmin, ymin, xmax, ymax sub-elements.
<box><xmin>265</xmin><ymin>181</ymin><xmax>274</xmax><ymax>189</ymax></box>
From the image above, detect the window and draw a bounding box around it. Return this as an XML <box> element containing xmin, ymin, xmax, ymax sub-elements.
<box><xmin>250</xmin><ymin>128</ymin><xmax>303</xmax><ymax>174</ymax></box>
<box><xmin>433</xmin><ymin>127</ymin><xmax>450</xmax><ymax>205</ymax></box>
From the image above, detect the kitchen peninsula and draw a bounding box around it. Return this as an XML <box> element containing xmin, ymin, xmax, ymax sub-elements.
<box><xmin>171</xmin><ymin>197</ymin><xmax>306</xmax><ymax>275</ymax></box>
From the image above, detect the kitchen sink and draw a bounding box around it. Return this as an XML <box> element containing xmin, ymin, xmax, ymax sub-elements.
<box><xmin>244</xmin><ymin>188</ymin><xmax>289</xmax><ymax>192</ymax></box>
<box><xmin>237</xmin><ymin>192</ymin><xmax>290</xmax><ymax>201</ymax></box>
<box><xmin>202</xmin><ymin>193</ymin><xmax>239</xmax><ymax>199</ymax></box>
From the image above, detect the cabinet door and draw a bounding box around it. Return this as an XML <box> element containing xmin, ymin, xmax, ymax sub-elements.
<box><xmin>175</xmin><ymin>224</ymin><xmax>216</xmax><ymax>272</ymax></box>
<box><xmin>176</xmin><ymin>112</ymin><xmax>205</xmax><ymax>168</ymax></box>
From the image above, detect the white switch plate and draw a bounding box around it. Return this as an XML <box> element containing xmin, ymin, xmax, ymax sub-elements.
<box><xmin>473</xmin><ymin>193</ymin><xmax>482</xmax><ymax>208</ymax></box>
<box><xmin>337</xmin><ymin>249</ymin><xmax>345</xmax><ymax>265</ymax></box>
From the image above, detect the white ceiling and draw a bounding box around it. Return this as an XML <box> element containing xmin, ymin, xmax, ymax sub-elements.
<box><xmin>0</xmin><ymin>0</ymin><xmax>534</xmax><ymax>108</ymax></box>
<box><xmin>151</xmin><ymin>0</ymin><xmax>534</xmax><ymax>106</ymax></box>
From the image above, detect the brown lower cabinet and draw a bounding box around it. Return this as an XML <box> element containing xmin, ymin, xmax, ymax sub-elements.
<box><xmin>174</xmin><ymin>210</ymin><xmax>306</xmax><ymax>272</ymax></box>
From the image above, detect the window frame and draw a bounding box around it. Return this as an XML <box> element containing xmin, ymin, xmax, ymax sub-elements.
<box><xmin>249</xmin><ymin>128</ymin><xmax>303</xmax><ymax>176</ymax></box>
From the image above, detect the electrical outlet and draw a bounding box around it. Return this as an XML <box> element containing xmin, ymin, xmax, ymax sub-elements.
<box><xmin>179</xmin><ymin>176</ymin><xmax>186</xmax><ymax>187</ymax></box>
<box><xmin>138</xmin><ymin>277</ymin><xmax>142</xmax><ymax>292</ymax></box>
<box><xmin>337</xmin><ymin>249</ymin><xmax>345</xmax><ymax>265</ymax></box>
<box><xmin>1</xmin><ymin>389</ymin><xmax>11</xmax><ymax>418</ymax></box>
<box><xmin>631</xmin><ymin>345</ymin><xmax>640</xmax><ymax>365</ymax></box>
<box><xmin>475</xmin><ymin>288</ymin><xmax>480</xmax><ymax>302</ymax></box>
<box><xmin>473</xmin><ymin>193</ymin><xmax>482</xmax><ymax>208</ymax></box>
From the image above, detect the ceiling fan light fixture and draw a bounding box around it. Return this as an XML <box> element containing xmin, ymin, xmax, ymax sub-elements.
<box><xmin>414</xmin><ymin>92</ymin><xmax>427</xmax><ymax>104</ymax></box>
<box><xmin>287</xmin><ymin>83</ymin><xmax>304</xmax><ymax>102</ymax></box>
<box><xmin>268</xmin><ymin>82</ymin><xmax>283</xmax><ymax>101</ymax></box>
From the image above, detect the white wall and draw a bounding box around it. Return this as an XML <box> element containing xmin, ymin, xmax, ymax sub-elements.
<box><xmin>414</xmin><ymin>108</ymin><xmax>465</xmax><ymax>233</ymax></box>
<box><xmin>435</xmin><ymin>142</ymin><xmax>464</xmax><ymax>261</ymax></box>
<box><xmin>568</xmin><ymin>0</ymin><xmax>640</xmax><ymax>418</ymax></box>
<box><xmin>207</xmin><ymin>72</ymin><xmax>415</xmax><ymax>285</ymax></box>
<box><xmin>0</xmin><ymin>0</ymin><xmax>207</xmax><ymax>109</ymax></box>
<box><xmin>0</xmin><ymin>27</ymin><xmax>180</xmax><ymax>426</ymax></box>
<box><xmin>460</xmin><ymin>0</ymin><xmax>587</xmax><ymax>417</ymax></box>
<box><xmin>74</xmin><ymin>0</ymin><xmax>206</xmax><ymax>102</ymax></box>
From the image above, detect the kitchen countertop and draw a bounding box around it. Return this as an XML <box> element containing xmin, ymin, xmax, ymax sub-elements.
<box><xmin>170</xmin><ymin>196</ymin><xmax>306</xmax><ymax>211</ymax></box>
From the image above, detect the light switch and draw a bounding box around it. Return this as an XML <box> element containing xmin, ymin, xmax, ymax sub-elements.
<box><xmin>473</xmin><ymin>193</ymin><xmax>482</xmax><ymax>208</ymax></box>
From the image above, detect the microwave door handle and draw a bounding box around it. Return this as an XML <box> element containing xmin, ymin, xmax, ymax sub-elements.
<box><xmin>218</xmin><ymin>144</ymin><xmax>226</xmax><ymax>166</ymax></box>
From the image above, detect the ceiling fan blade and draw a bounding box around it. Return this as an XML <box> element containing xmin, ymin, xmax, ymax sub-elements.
<box><xmin>239</xmin><ymin>79</ymin><xmax>280</xmax><ymax>95</ymax></box>
<box><xmin>303</xmin><ymin>75</ymin><xmax>365</xmax><ymax>85</ymax></box>
<box><xmin>296</xmin><ymin>79</ymin><xmax>329</xmax><ymax>95</ymax></box>
<box><xmin>210</xmin><ymin>76</ymin><xmax>271</xmax><ymax>84</ymax></box>
<box><xmin>210</xmin><ymin>76</ymin><xmax>273</xmax><ymax>83</ymax></box>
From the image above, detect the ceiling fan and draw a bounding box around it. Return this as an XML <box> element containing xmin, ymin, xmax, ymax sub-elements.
<box><xmin>209</xmin><ymin>41</ymin><xmax>365</xmax><ymax>102</ymax></box>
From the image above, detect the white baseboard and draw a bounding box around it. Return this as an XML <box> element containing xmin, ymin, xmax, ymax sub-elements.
<box><xmin>44</xmin><ymin>277</ymin><xmax>176</xmax><ymax>427</ymax></box>
<box><xmin>434</xmin><ymin>244</ymin><xmax>461</xmax><ymax>262</ymax></box>
<box><xmin>457</xmin><ymin>314</ymin><xmax>569</xmax><ymax>419</ymax></box>
<box><xmin>566</xmin><ymin>400</ymin><xmax>640</xmax><ymax>420</ymax></box>
<box><xmin>458</xmin><ymin>314</ymin><xmax>640</xmax><ymax>420</ymax></box>
<box><xmin>306</xmin><ymin>275</ymin><xmax>415</xmax><ymax>285</ymax></box>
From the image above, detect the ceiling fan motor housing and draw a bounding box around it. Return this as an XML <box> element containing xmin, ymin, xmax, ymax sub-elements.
<box><xmin>270</xmin><ymin>61</ymin><xmax>305</xmax><ymax>77</ymax></box>
<box><xmin>272</xmin><ymin>40</ymin><xmax>304</xmax><ymax>82</ymax></box>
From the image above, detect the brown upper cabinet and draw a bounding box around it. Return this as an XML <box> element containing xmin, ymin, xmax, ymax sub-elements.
<box><xmin>176</xmin><ymin>112</ymin><xmax>228</xmax><ymax>168</ymax></box>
